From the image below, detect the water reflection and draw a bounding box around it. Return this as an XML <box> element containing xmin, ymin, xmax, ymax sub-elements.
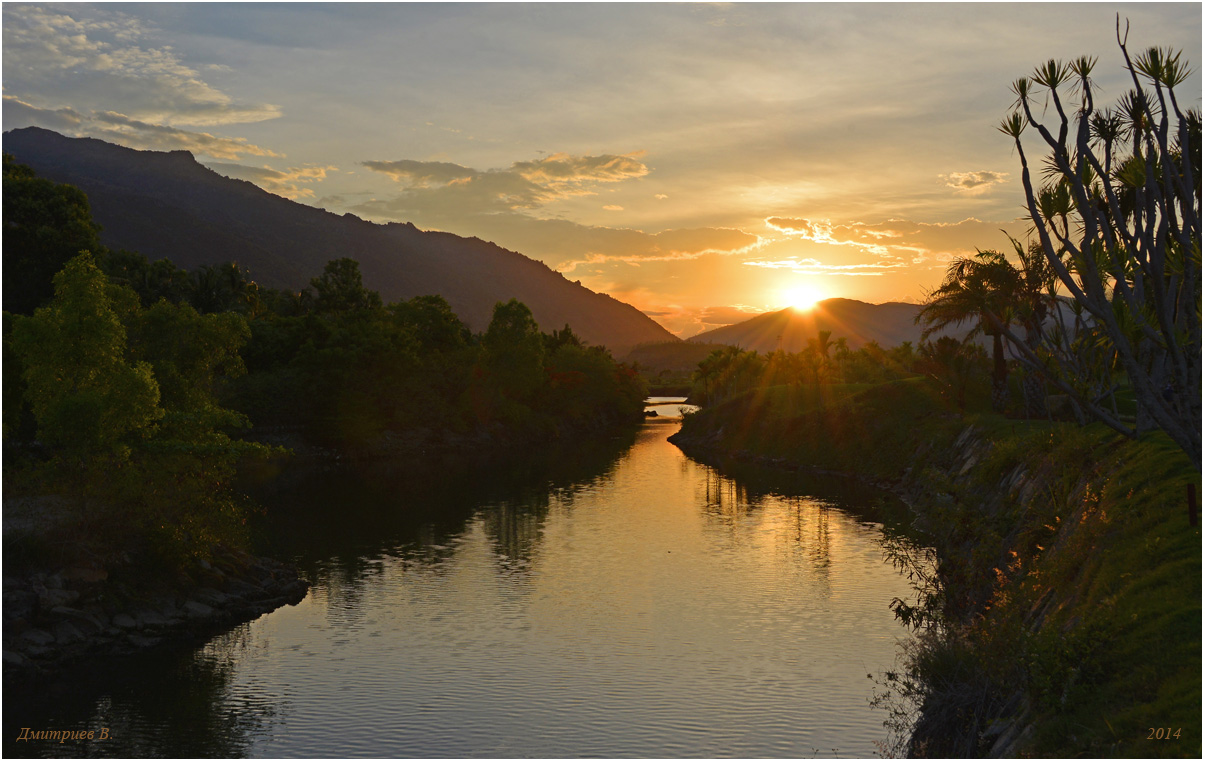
<box><xmin>5</xmin><ymin>625</ymin><xmax>280</xmax><ymax>758</ymax></box>
<box><xmin>7</xmin><ymin>422</ymin><xmax>928</xmax><ymax>758</ymax></box>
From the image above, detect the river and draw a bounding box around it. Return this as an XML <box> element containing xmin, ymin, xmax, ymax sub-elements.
<box><xmin>7</xmin><ymin>403</ymin><xmax>926</xmax><ymax>758</ymax></box>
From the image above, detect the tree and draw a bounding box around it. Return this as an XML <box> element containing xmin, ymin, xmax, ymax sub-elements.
<box><xmin>916</xmin><ymin>253</ymin><xmax>1019</xmax><ymax>411</ymax></box>
<box><xmin>9</xmin><ymin>253</ymin><xmax>163</xmax><ymax>465</ymax></box>
<box><xmin>999</xmin><ymin>20</ymin><xmax>1201</xmax><ymax>466</ymax></box>
<box><xmin>916</xmin><ymin>337</ymin><xmax>985</xmax><ymax>412</ymax></box>
<box><xmin>481</xmin><ymin>298</ymin><xmax>546</xmax><ymax>408</ymax></box>
<box><xmin>308</xmin><ymin>257</ymin><xmax>383</xmax><ymax>314</ymax></box>
<box><xmin>3</xmin><ymin>154</ymin><xmax>102</xmax><ymax>315</ymax></box>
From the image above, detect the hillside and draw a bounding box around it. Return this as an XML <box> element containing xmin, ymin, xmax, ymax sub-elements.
<box><xmin>671</xmin><ymin>382</ymin><xmax>1200</xmax><ymax>757</ymax></box>
<box><xmin>689</xmin><ymin>298</ymin><xmax>952</xmax><ymax>352</ymax></box>
<box><xmin>1</xmin><ymin>127</ymin><xmax>677</xmax><ymax>354</ymax></box>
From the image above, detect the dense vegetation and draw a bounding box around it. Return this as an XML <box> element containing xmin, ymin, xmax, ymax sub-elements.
<box><xmin>3</xmin><ymin>156</ymin><xmax>646</xmax><ymax>576</ymax></box>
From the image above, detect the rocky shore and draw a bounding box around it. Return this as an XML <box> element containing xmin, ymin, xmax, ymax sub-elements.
<box><xmin>3</xmin><ymin>543</ymin><xmax>308</xmax><ymax>688</ymax></box>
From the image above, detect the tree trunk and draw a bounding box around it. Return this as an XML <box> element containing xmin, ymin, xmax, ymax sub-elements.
<box><xmin>1021</xmin><ymin>368</ymin><xmax>1047</xmax><ymax>418</ymax></box>
<box><xmin>991</xmin><ymin>335</ymin><xmax>1009</xmax><ymax>413</ymax></box>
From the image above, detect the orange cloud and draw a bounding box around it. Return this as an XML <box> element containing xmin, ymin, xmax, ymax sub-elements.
<box><xmin>943</xmin><ymin>170</ymin><xmax>1009</xmax><ymax>194</ymax></box>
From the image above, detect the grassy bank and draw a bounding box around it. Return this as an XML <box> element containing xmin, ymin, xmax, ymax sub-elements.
<box><xmin>671</xmin><ymin>379</ymin><xmax>1201</xmax><ymax>757</ymax></box>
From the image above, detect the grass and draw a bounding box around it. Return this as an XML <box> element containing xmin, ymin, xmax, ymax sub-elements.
<box><xmin>678</xmin><ymin>377</ymin><xmax>1200</xmax><ymax>757</ymax></box>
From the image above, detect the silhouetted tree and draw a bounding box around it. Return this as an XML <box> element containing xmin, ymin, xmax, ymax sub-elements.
<box><xmin>999</xmin><ymin>21</ymin><xmax>1201</xmax><ymax>465</ymax></box>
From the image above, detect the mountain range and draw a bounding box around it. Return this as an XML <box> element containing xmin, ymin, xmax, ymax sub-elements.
<box><xmin>2</xmin><ymin>127</ymin><xmax>676</xmax><ymax>355</ymax></box>
<box><xmin>688</xmin><ymin>298</ymin><xmax>967</xmax><ymax>353</ymax></box>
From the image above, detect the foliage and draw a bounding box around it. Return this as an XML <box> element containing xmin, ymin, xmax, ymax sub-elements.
<box><xmin>6</xmin><ymin>253</ymin><xmax>273</xmax><ymax>562</ymax></box>
<box><xmin>914</xmin><ymin>336</ymin><xmax>988</xmax><ymax>412</ymax></box>
<box><xmin>999</xmin><ymin>22</ymin><xmax>1201</xmax><ymax>466</ymax></box>
<box><xmin>916</xmin><ymin>246</ymin><xmax>1056</xmax><ymax>413</ymax></box>
<box><xmin>306</xmin><ymin>257</ymin><xmax>383</xmax><ymax>313</ymax></box>
<box><xmin>9</xmin><ymin>254</ymin><xmax>163</xmax><ymax>463</ymax></box>
<box><xmin>3</xmin><ymin>153</ymin><xmax>102</xmax><ymax>315</ymax></box>
<box><xmin>686</xmin><ymin>332</ymin><xmax>923</xmax><ymax>408</ymax></box>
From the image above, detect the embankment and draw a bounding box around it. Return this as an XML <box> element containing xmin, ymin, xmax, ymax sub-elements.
<box><xmin>670</xmin><ymin>379</ymin><xmax>1201</xmax><ymax>757</ymax></box>
<box><xmin>3</xmin><ymin>533</ymin><xmax>308</xmax><ymax>689</ymax></box>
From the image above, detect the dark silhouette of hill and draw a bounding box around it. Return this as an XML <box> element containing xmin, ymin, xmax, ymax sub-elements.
<box><xmin>2</xmin><ymin>127</ymin><xmax>676</xmax><ymax>354</ymax></box>
<box><xmin>687</xmin><ymin>298</ymin><xmax>952</xmax><ymax>352</ymax></box>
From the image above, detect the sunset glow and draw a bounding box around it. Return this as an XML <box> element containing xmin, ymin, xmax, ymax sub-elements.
<box><xmin>2</xmin><ymin>3</ymin><xmax>1198</xmax><ymax>337</ymax></box>
<box><xmin>783</xmin><ymin>284</ymin><xmax>824</xmax><ymax>312</ymax></box>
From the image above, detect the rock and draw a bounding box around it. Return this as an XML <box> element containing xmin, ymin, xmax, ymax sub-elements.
<box><xmin>193</xmin><ymin>587</ymin><xmax>229</xmax><ymax>606</ymax></box>
<box><xmin>958</xmin><ymin>453</ymin><xmax>979</xmax><ymax>476</ymax></box>
<box><xmin>225</xmin><ymin>579</ymin><xmax>263</xmax><ymax>598</ymax></box>
<box><xmin>62</xmin><ymin>567</ymin><xmax>108</xmax><ymax>584</ymax></box>
<box><xmin>126</xmin><ymin>633</ymin><xmax>162</xmax><ymax>649</ymax></box>
<box><xmin>37</xmin><ymin>587</ymin><xmax>79</xmax><ymax>609</ymax></box>
<box><xmin>50</xmin><ymin>607</ymin><xmax>105</xmax><ymax>635</ymax></box>
<box><xmin>183</xmin><ymin>600</ymin><xmax>214</xmax><ymax>619</ymax></box>
<box><xmin>51</xmin><ymin>621</ymin><xmax>85</xmax><ymax>645</ymax></box>
<box><xmin>3</xmin><ymin>589</ymin><xmax>39</xmax><ymax>622</ymax></box>
<box><xmin>135</xmin><ymin>609</ymin><xmax>169</xmax><ymax>629</ymax></box>
<box><xmin>20</xmin><ymin>629</ymin><xmax>56</xmax><ymax>646</ymax></box>
<box><xmin>112</xmin><ymin>613</ymin><xmax>137</xmax><ymax>630</ymax></box>
<box><xmin>3</xmin><ymin>650</ymin><xmax>29</xmax><ymax>668</ymax></box>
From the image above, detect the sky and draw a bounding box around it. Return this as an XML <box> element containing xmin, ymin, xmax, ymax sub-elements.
<box><xmin>3</xmin><ymin>2</ymin><xmax>1201</xmax><ymax>337</ymax></box>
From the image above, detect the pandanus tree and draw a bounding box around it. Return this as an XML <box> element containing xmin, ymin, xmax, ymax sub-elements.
<box><xmin>999</xmin><ymin>19</ymin><xmax>1201</xmax><ymax>467</ymax></box>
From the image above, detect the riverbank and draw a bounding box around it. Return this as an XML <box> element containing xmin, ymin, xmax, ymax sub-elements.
<box><xmin>670</xmin><ymin>379</ymin><xmax>1201</xmax><ymax>757</ymax></box>
<box><xmin>3</xmin><ymin>513</ymin><xmax>308</xmax><ymax>689</ymax></box>
<box><xmin>4</xmin><ymin>412</ymin><xmax>648</xmax><ymax>688</ymax></box>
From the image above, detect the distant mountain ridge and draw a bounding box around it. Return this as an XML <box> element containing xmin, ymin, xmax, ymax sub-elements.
<box><xmin>688</xmin><ymin>298</ymin><xmax>972</xmax><ymax>352</ymax></box>
<box><xmin>2</xmin><ymin>127</ymin><xmax>676</xmax><ymax>354</ymax></box>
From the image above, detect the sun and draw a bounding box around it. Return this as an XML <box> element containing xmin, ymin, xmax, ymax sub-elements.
<box><xmin>782</xmin><ymin>284</ymin><xmax>824</xmax><ymax>311</ymax></box>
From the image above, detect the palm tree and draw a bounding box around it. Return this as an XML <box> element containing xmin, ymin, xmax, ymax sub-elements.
<box><xmin>916</xmin><ymin>253</ymin><xmax>1019</xmax><ymax>412</ymax></box>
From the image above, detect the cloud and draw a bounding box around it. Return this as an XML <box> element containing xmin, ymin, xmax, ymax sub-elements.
<box><xmin>511</xmin><ymin>152</ymin><xmax>648</xmax><ymax>185</ymax></box>
<box><xmin>350</xmin><ymin>149</ymin><xmax>766</xmax><ymax>271</ymax></box>
<box><xmin>4</xmin><ymin>96</ymin><xmax>283</xmax><ymax>161</ymax></box>
<box><xmin>361</xmin><ymin>151</ymin><xmax>651</xmax><ymax>211</ymax></box>
<box><xmin>360</xmin><ymin>159</ymin><xmax>476</xmax><ymax>187</ymax></box>
<box><xmin>943</xmin><ymin>170</ymin><xmax>1009</xmax><ymax>194</ymax></box>
<box><xmin>3</xmin><ymin>4</ymin><xmax>280</xmax><ymax>126</ymax></box>
<box><xmin>763</xmin><ymin>216</ymin><xmax>1029</xmax><ymax>267</ymax></box>
<box><xmin>2</xmin><ymin>95</ymin><xmax>84</xmax><ymax>132</ymax></box>
<box><xmin>743</xmin><ymin>257</ymin><xmax>907</xmax><ymax>276</ymax></box>
<box><xmin>4</xmin><ymin>97</ymin><xmax>281</xmax><ymax>160</ymax></box>
<box><xmin>554</xmin><ymin>226</ymin><xmax>762</xmax><ymax>273</ymax></box>
<box><xmin>207</xmin><ymin>162</ymin><xmax>336</xmax><ymax>199</ymax></box>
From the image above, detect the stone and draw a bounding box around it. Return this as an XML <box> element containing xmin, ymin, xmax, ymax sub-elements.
<box><xmin>62</xmin><ymin>567</ymin><xmax>108</xmax><ymax>584</ymax></box>
<box><xmin>3</xmin><ymin>650</ymin><xmax>29</xmax><ymax>668</ymax></box>
<box><xmin>126</xmin><ymin>633</ymin><xmax>162</xmax><ymax>649</ymax></box>
<box><xmin>225</xmin><ymin>579</ymin><xmax>262</xmax><ymax>598</ymax></box>
<box><xmin>20</xmin><ymin>629</ymin><xmax>55</xmax><ymax>647</ymax></box>
<box><xmin>3</xmin><ymin>589</ymin><xmax>39</xmax><ymax>622</ymax></box>
<box><xmin>37</xmin><ymin>587</ymin><xmax>79</xmax><ymax>609</ymax></box>
<box><xmin>112</xmin><ymin>613</ymin><xmax>138</xmax><ymax>629</ymax></box>
<box><xmin>50</xmin><ymin>606</ymin><xmax>104</xmax><ymax>635</ymax></box>
<box><xmin>193</xmin><ymin>587</ymin><xmax>229</xmax><ymax>606</ymax></box>
<box><xmin>136</xmin><ymin>609</ymin><xmax>169</xmax><ymax>629</ymax></box>
<box><xmin>52</xmin><ymin>620</ymin><xmax>86</xmax><ymax>645</ymax></box>
<box><xmin>183</xmin><ymin>600</ymin><xmax>214</xmax><ymax>619</ymax></box>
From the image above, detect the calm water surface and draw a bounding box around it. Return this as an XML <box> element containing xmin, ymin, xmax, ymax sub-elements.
<box><xmin>8</xmin><ymin>406</ymin><xmax>926</xmax><ymax>757</ymax></box>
